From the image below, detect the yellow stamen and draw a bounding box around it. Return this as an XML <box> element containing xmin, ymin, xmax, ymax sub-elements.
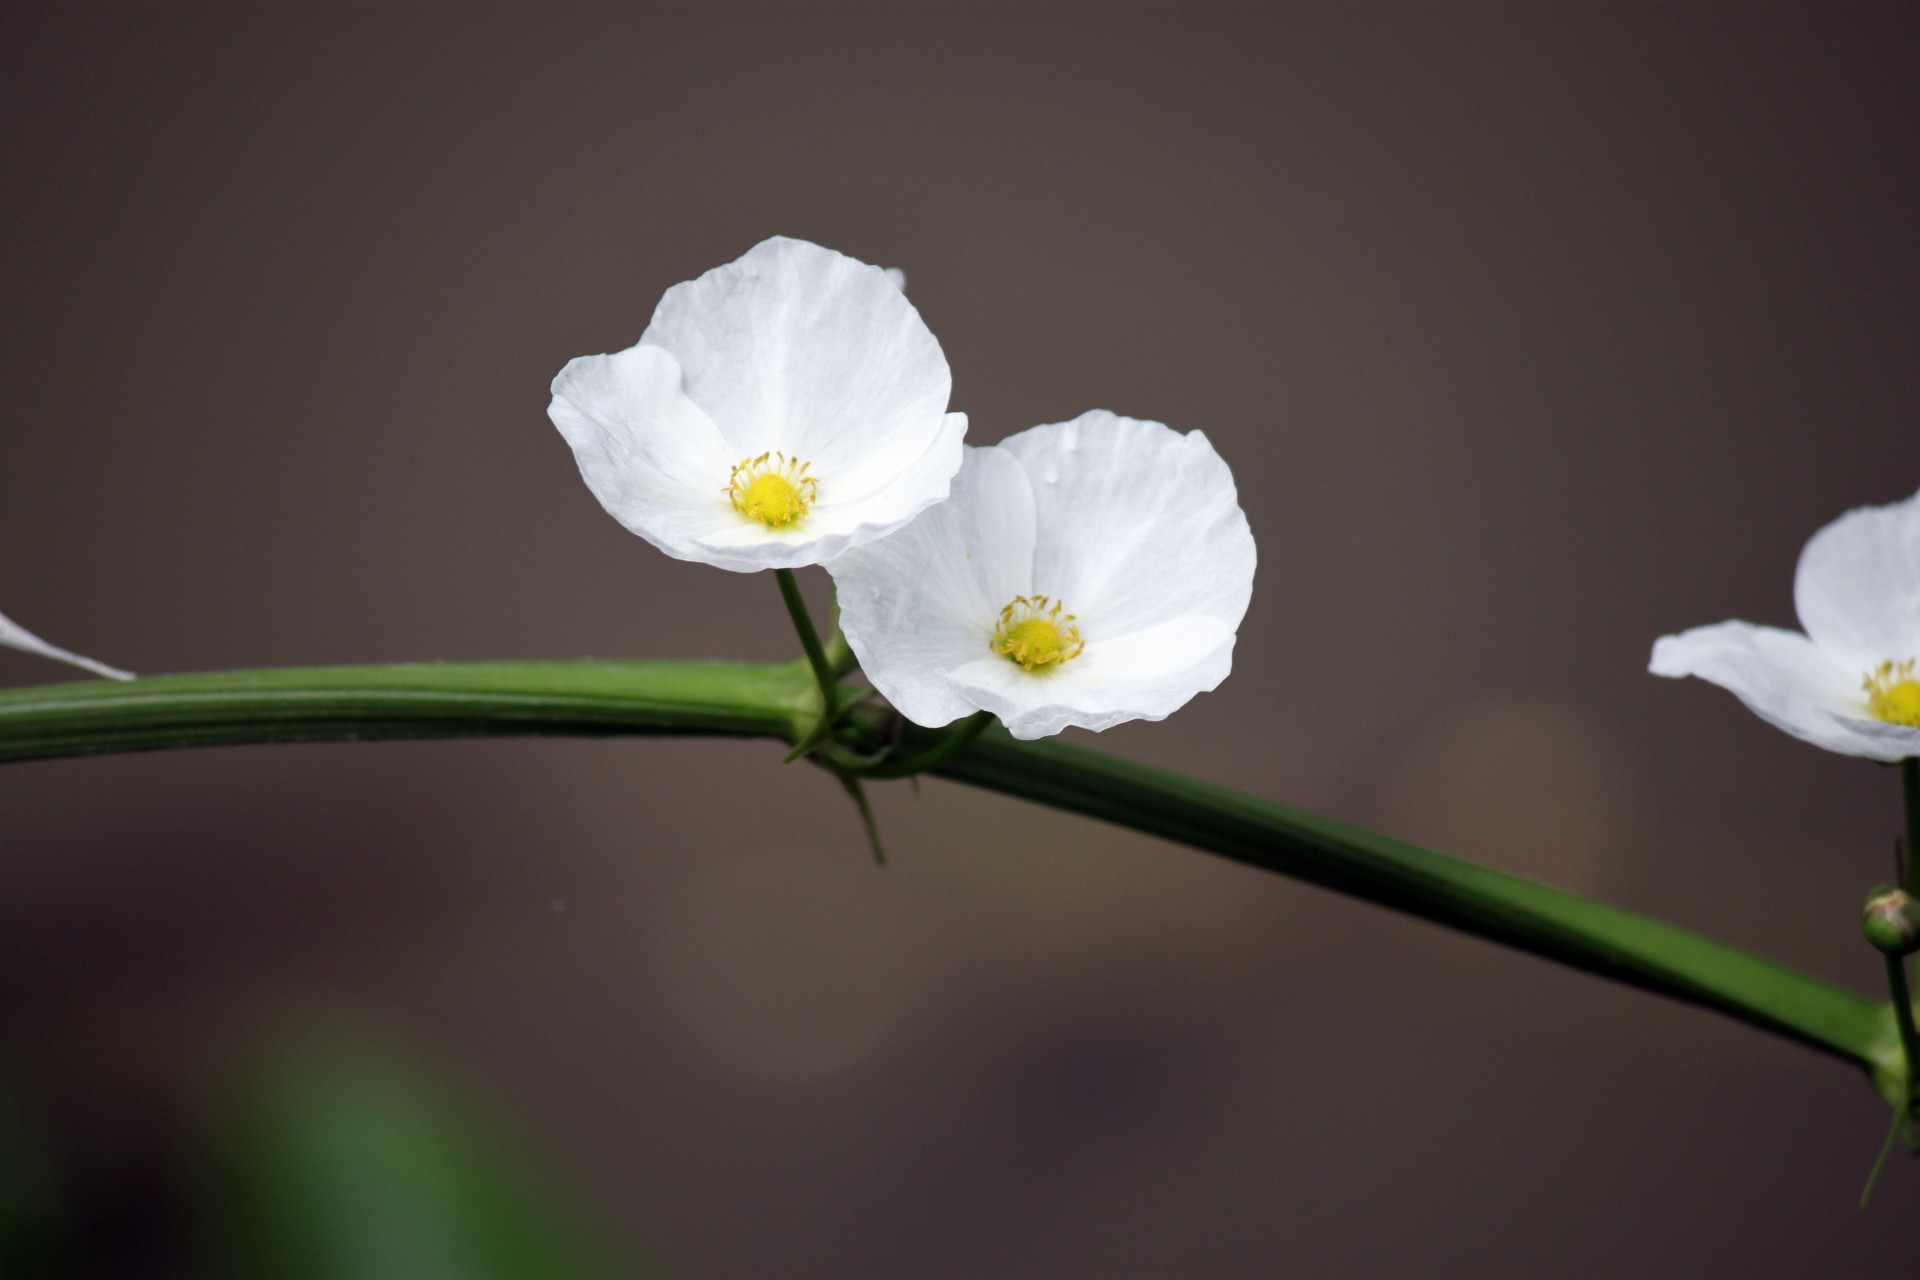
<box><xmin>1865</xmin><ymin>659</ymin><xmax>1920</xmax><ymax>728</ymax></box>
<box><xmin>990</xmin><ymin>595</ymin><xmax>1085</xmax><ymax>671</ymax></box>
<box><xmin>725</xmin><ymin>452</ymin><xmax>817</xmax><ymax>528</ymax></box>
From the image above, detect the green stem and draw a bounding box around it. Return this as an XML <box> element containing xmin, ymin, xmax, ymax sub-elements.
<box><xmin>0</xmin><ymin>662</ymin><xmax>815</xmax><ymax>762</ymax></box>
<box><xmin>1860</xmin><ymin>1106</ymin><xmax>1904</xmax><ymax>1209</ymax></box>
<box><xmin>774</xmin><ymin>569</ymin><xmax>838</xmax><ymax>716</ymax></box>
<box><xmin>0</xmin><ymin>662</ymin><xmax>1895</xmax><ymax>1077</ymax></box>
<box><xmin>903</xmin><ymin>717</ymin><xmax>1894</xmax><ymax>1072</ymax></box>
<box><xmin>822</xmin><ymin>591</ymin><xmax>858</xmax><ymax>680</ymax></box>
<box><xmin>854</xmin><ymin>711</ymin><xmax>992</xmax><ymax>780</ymax></box>
<box><xmin>1888</xmin><ymin>954</ymin><xmax>1920</xmax><ymax>1118</ymax></box>
<box><xmin>1902</xmin><ymin>758</ymin><xmax>1920</xmax><ymax>895</ymax></box>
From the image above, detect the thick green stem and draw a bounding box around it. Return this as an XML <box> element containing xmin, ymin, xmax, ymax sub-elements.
<box><xmin>0</xmin><ymin>662</ymin><xmax>815</xmax><ymax>762</ymax></box>
<box><xmin>902</xmin><ymin>718</ymin><xmax>1894</xmax><ymax>1072</ymax></box>
<box><xmin>855</xmin><ymin>711</ymin><xmax>992</xmax><ymax>780</ymax></box>
<box><xmin>0</xmin><ymin>662</ymin><xmax>1896</xmax><ymax>1078</ymax></box>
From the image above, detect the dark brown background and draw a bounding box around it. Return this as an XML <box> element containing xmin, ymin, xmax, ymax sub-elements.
<box><xmin>3</xmin><ymin>2</ymin><xmax>1918</xmax><ymax>1275</ymax></box>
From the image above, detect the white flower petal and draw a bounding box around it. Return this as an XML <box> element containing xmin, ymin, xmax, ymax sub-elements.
<box><xmin>1649</xmin><ymin>620</ymin><xmax>1919</xmax><ymax>760</ymax></box>
<box><xmin>549</xmin><ymin>346</ymin><xmax>751</xmax><ymax>565</ymax></box>
<box><xmin>831</xmin><ymin>415</ymin><xmax>1255</xmax><ymax>739</ymax></box>
<box><xmin>621</xmin><ymin>411</ymin><xmax>967</xmax><ymax>574</ymax></box>
<box><xmin>828</xmin><ymin>446</ymin><xmax>1037</xmax><ymax>728</ymax></box>
<box><xmin>0</xmin><ymin>609</ymin><xmax>132</xmax><ymax>681</ymax></box>
<box><xmin>642</xmin><ymin>237</ymin><xmax>951</xmax><ymax>476</ymax></box>
<box><xmin>821</xmin><ymin>412</ymin><xmax>966</xmax><ymax>509</ymax></box>
<box><xmin>998</xmin><ymin>411</ymin><xmax>1254</xmax><ymax>641</ymax></box>
<box><xmin>551</xmin><ymin>238</ymin><xmax>963</xmax><ymax>573</ymax></box>
<box><xmin>551</xmin><ymin>344</ymin><xmax>737</xmax><ymax>493</ymax></box>
<box><xmin>946</xmin><ymin>616</ymin><xmax>1236</xmax><ymax>739</ymax></box>
<box><xmin>1793</xmin><ymin>488</ymin><xmax>1920</xmax><ymax>664</ymax></box>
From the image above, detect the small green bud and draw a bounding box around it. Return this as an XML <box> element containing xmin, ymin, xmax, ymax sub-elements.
<box><xmin>1862</xmin><ymin>885</ymin><xmax>1920</xmax><ymax>956</ymax></box>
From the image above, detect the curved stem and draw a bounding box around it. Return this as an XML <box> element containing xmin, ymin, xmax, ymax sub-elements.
<box><xmin>822</xmin><ymin>591</ymin><xmax>858</xmax><ymax>681</ymax></box>
<box><xmin>1902</xmin><ymin>758</ymin><xmax>1920</xmax><ymax>895</ymax></box>
<box><xmin>0</xmin><ymin>662</ymin><xmax>1895</xmax><ymax>1076</ymax></box>
<box><xmin>854</xmin><ymin>711</ymin><xmax>993</xmax><ymax>780</ymax></box>
<box><xmin>904</xmin><ymin>718</ymin><xmax>1895</xmax><ymax>1072</ymax></box>
<box><xmin>774</xmin><ymin>569</ymin><xmax>837</xmax><ymax>716</ymax></box>
<box><xmin>1885</xmin><ymin>954</ymin><xmax>1920</xmax><ymax>1119</ymax></box>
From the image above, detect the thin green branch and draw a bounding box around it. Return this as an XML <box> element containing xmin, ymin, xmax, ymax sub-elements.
<box><xmin>899</xmin><ymin>716</ymin><xmax>1895</xmax><ymax>1073</ymax></box>
<box><xmin>0</xmin><ymin>661</ymin><xmax>1896</xmax><ymax>1078</ymax></box>
<box><xmin>1887</xmin><ymin>954</ymin><xmax>1920</xmax><ymax>1119</ymax></box>
<box><xmin>854</xmin><ymin>711</ymin><xmax>992</xmax><ymax>780</ymax></box>
<box><xmin>822</xmin><ymin>593</ymin><xmax>858</xmax><ymax>680</ymax></box>
<box><xmin>1861</xmin><ymin>1107</ymin><xmax>1905</xmax><ymax>1208</ymax></box>
<box><xmin>829</xmin><ymin>769</ymin><xmax>886</xmax><ymax>866</ymax></box>
<box><xmin>1903</xmin><ymin>758</ymin><xmax>1920</xmax><ymax>896</ymax></box>
<box><xmin>774</xmin><ymin>569</ymin><xmax>838</xmax><ymax>715</ymax></box>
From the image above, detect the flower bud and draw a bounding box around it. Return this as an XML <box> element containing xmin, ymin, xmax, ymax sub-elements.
<box><xmin>1862</xmin><ymin>885</ymin><xmax>1920</xmax><ymax>956</ymax></box>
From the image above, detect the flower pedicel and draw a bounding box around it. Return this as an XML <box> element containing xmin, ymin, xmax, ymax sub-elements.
<box><xmin>1651</xmin><ymin>488</ymin><xmax>1920</xmax><ymax>760</ymax></box>
<box><xmin>829</xmin><ymin>411</ymin><xmax>1255</xmax><ymax>740</ymax></box>
<box><xmin>549</xmin><ymin>237</ymin><xmax>965</xmax><ymax>573</ymax></box>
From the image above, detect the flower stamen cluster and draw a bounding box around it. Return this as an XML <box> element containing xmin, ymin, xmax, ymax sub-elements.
<box><xmin>726</xmin><ymin>452</ymin><xmax>817</xmax><ymax>528</ymax></box>
<box><xmin>1864</xmin><ymin>659</ymin><xmax>1920</xmax><ymax>728</ymax></box>
<box><xmin>990</xmin><ymin>595</ymin><xmax>1084</xmax><ymax>671</ymax></box>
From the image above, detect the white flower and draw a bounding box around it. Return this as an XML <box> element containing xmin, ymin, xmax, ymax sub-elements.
<box><xmin>1651</xmin><ymin>489</ymin><xmax>1920</xmax><ymax>761</ymax></box>
<box><xmin>0</xmin><ymin>608</ymin><xmax>131</xmax><ymax>681</ymax></box>
<box><xmin>548</xmin><ymin>237</ymin><xmax>965</xmax><ymax>573</ymax></box>
<box><xmin>828</xmin><ymin>411</ymin><xmax>1256</xmax><ymax>740</ymax></box>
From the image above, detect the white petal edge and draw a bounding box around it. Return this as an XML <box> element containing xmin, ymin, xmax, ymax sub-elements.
<box><xmin>549</xmin><ymin>346</ymin><xmax>755</xmax><ymax>567</ymax></box>
<box><xmin>553</xmin><ymin>337</ymin><xmax>965</xmax><ymax>572</ymax></box>
<box><xmin>831</xmin><ymin>419</ymin><xmax>1254</xmax><ymax>740</ymax></box>
<box><xmin>998</xmin><ymin>411</ymin><xmax>1254</xmax><ymax>642</ymax></box>
<box><xmin>828</xmin><ymin>445</ymin><xmax>1038</xmax><ymax>727</ymax></box>
<box><xmin>1793</xmin><ymin>488</ymin><xmax>1920</xmax><ymax>665</ymax></box>
<box><xmin>1650</xmin><ymin>620</ymin><xmax>1920</xmax><ymax>761</ymax></box>
<box><xmin>946</xmin><ymin>616</ymin><xmax>1236</xmax><ymax>740</ymax></box>
<box><xmin>0</xmin><ymin>609</ymin><xmax>132</xmax><ymax>681</ymax></box>
<box><xmin>676</xmin><ymin>411</ymin><xmax>968</xmax><ymax>573</ymax></box>
<box><xmin>640</xmin><ymin>237</ymin><xmax>952</xmax><ymax>478</ymax></box>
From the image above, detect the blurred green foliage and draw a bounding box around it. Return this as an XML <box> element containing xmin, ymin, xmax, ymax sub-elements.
<box><xmin>197</xmin><ymin>1033</ymin><xmax>660</xmax><ymax>1280</ymax></box>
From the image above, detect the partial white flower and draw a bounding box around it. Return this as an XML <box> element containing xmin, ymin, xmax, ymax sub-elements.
<box><xmin>829</xmin><ymin>411</ymin><xmax>1256</xmax><ymax>740</ymax></box>
<box><xmin>549</xmin><ymin>237</ymin><xmax>965</xmax><ymax>573</ymax></box>
<box><xmin>0</xmin><ymin>608</ymin><xmax>132</xmax><ymax>681</ymax></box>
<box><xmin>1651</xmin><ymin>488</ymin><xmax>1920</xmax><ymax>761</ymax></box>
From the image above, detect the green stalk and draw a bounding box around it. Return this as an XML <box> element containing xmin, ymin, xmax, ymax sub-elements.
<box><xmin>906</xmin><ymin>720</ymin><xmax>1894</xmax><ymax>1072</ymax></box>
<box><xmin>1885</xmin><ymin>955</ymin><xmax>1920</xmax><ymax>1118</ymax></box>
<box><xmin>0</xmin><ymin>662</ymin><xmax>814</xmax><ymax>763</ymax></box>
<box><xmin>1903</xmin><ymin>758</ymin><xmax>1920</xmax><ymax>896</ymax></box>
<box><xmin>774</xmin><ymin>569</ymin><xmax>838</xmax><ymax>715</ymax></box>
<box><xmin>0</xmin><ymin>662</ymin><xmax>1896</xmax><ymax>1076</ymax></box>
<box><xmin>855</xmin><ymin>711</ymin><xmax>993</xmax><ymax>780</ymax></box>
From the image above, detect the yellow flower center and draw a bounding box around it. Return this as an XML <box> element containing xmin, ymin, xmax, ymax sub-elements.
<box><xmin>725</xmin><ymin>452</ymin><xmax>817</xmax><ymax>528</ymax></box>
<box><xmin>1865</xmin><ymin>659</ymin><xmax>1920</xmax><ymax>728</ymax></box>
<box><xmin>991</xmin><ymin>595</ymin><xmax>1085</xmax><ymax>671</ymax></box>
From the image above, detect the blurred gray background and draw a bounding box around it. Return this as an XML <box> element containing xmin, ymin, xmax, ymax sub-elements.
<box><xmin>2</xmin><ymin>1</ymin><xmax>1918</xmax><ymax>1275</ymax></box>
